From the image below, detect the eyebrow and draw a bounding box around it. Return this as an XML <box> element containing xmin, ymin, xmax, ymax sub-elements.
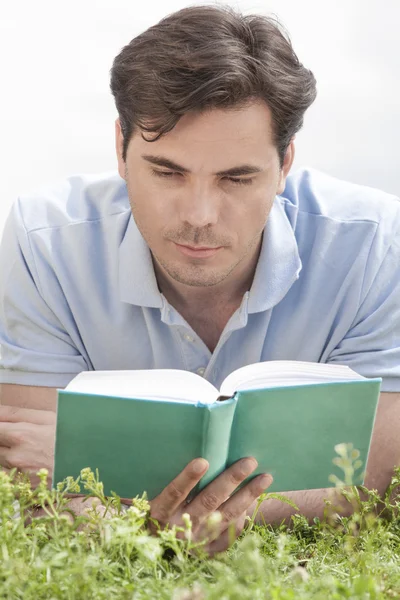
<box><xmin>141</xmin><ymin>154</ymin><xmax>263</xmax><ymax>177</ymax></box>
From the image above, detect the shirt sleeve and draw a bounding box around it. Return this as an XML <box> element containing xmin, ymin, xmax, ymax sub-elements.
<box><xmin>0</xmin><ymin>200</ymin><xmax>89</xmax><ymax>388</ymax></box>
<box><xmin>327</xmin><ymin>199</ymin><xmax>400</xmax><ymax>392</ymax></box>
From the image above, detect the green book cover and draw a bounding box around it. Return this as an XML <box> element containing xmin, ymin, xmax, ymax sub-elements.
<box><xmin>226</xmin><ymin>379</ymin><xmax>381</xmax><ymax>492</ymax></box>
<box><xmin>53</xmin><ymin>392</ymin><xmax>237</xmax><ymax>500</ymax></box>
<box><xmin>52</xmin><ymin>369</ymin><xmax>381</xmax><ymax>500</ymax></box>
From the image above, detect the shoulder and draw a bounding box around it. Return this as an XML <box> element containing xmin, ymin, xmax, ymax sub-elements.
<box><xmin>14</xmin><ymin>171</ymin><xmax>130</xmax><ymax>234</ymax></box>
<box><xmin>281</xmin><ymin>167</ymin><xmax>400</xmax><ymax>228</ymax></box>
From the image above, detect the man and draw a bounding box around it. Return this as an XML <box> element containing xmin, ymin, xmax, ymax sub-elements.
<box><xmin>0</xmin><ymin>4</ymin><xmax>399</xmax><ymax>555</ymax></box>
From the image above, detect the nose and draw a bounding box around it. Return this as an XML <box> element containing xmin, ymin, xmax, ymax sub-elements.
<box><xmin>178</xmin><ymin>181</ymin><xmax>219</xmax><ymax>228</ymax></box>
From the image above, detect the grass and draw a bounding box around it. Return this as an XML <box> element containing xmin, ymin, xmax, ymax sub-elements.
<box><xmin>1</xmin><ymin>446</ymin><xmax>400</xmax><ymax>599</ymax></box>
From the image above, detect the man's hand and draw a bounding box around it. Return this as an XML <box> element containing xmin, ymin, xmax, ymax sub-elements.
<box><xmin>25</xmin><ymin>455</ymin><xmax>272</xmax><ymax>557</ymax></box>
<box><xmin>0</xmin><ymin>405</ymin><xmax>56</xmax><ymax>489</ymax></box>
<box><xmin>149</xmin><ymin>457</ymin><xmax>272</xmax><ymax>555</ymax></box>
<box><xmin>0</xmin><ymin>403</ymin><xmax>272</xmax><ymax>554</ymax></box>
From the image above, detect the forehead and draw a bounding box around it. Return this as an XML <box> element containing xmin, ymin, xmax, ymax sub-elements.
<box><xmin>129</xmin><ymin>100</ymin><xmax>276</xmax><ymax>163</ymax></box>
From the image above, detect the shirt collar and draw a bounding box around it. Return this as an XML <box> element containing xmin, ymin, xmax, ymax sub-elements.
<box><xmin>247</xmin><ymin>197</ymin><xmax>302</xmax><ymax>313</ymax></box>
<box><xmin>119</xmin><ymin>215</ymin><xmax>163</xmax><ymax>308</ymax></box>
<box><xmin>119</xmin><ymin>195</ymin><xmax>302</xmax><ymax>312</ymax></box>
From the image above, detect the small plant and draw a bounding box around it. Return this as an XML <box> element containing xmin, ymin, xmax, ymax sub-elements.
<box><xmin>1</xmin><ymin>446</ymin><xmax>400</xmax><ymax>599</ymax></box>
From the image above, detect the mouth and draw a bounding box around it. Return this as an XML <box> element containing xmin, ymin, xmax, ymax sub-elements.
<box><xmin>173</xmin><ymin>242</ymin><xmax>223</xmax><ymax>259</ymax></box>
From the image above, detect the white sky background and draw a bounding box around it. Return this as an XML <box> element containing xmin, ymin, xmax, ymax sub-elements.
<box><xmin>0</xmin><ymin>0</ymin><xmax>399</xmax><ymax>237</ymax></box>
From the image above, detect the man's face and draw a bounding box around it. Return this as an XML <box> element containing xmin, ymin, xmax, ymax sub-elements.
<box><xmin>116</xmin><ymin>100</ymin><xmax>294</xmax><ymax>288</ymax></box>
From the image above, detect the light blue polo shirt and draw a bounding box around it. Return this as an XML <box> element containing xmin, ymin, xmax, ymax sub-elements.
<box><xmin>0</xmin><ymin>167</ymin><xmax>399</xmax><ymax>392</ymax></box>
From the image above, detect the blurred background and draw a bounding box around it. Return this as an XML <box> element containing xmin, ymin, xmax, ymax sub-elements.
<box><xmin>0</xmin><ymin>0</ymin><xmax>399</xmax><ymax>236</ymax></box>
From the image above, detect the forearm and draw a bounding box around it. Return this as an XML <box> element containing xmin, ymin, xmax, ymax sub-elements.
<box><xmin>248</xmin><ymin>487</ymin><xmax>356</xmax><ymax>526</ymax></box>
<box><xmin>251</xmin><ymin>392</ymin><xmax>400</xmax><ymax>527</ymax></box>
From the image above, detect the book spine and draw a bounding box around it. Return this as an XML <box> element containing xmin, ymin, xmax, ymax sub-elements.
<box><xmin>194</xmin><ymin>399</ymin><xmax>237</xmax><ymax>495</ymax></box>
<box><xmin>200</xmin><ymin>405</ymin><xmax>213</xmax><ymax>471</ymax></box>
<box><xmin>185</xmin><ymin>408</ymin><xmax>210</xmax><ymax>499</ymax></box>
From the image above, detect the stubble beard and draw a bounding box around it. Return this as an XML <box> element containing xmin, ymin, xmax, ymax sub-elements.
<box><xmin>151</xmin><ymin>229</ymin><xmax>263</xmax><ymax>288</ymax></box>
<box><xmin>152</xmin><ymin>251</ymin><xmax>240</xmax><ymax>288</ymax></box>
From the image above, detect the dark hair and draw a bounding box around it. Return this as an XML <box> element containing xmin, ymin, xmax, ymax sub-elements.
<box><xmin>110</xmin><ymin>4</ymin><xmax>317</xmax><ymax>166</ymax></box>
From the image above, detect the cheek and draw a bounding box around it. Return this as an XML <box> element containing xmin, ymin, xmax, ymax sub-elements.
<box><xmin>130</xmin><ymin>189</ymin><xmax>180</xmax><ymax>245</ymax></box>
<box><xmin>131</xmin><ymin>185</ymin><xmax>171</xmax><ymax>223</ymax></box>
<box><xmin>226</xmin><ymin>192</ymin><xmax>272</xmax><ymax>233</ymax></box>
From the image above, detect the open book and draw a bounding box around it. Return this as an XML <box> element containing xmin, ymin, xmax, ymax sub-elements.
<box><xmin>53</xmin><ymin>361</ymin><xmax>381</xmax><ymax>500</ymax></box>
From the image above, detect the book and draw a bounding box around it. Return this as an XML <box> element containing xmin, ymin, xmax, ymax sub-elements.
<box><xmin>52</xmin><ymin>361</ymin><xmax>381</xmax><ymax>500</ymax></box>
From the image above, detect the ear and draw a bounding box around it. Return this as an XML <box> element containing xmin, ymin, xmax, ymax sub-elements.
<box><xmin>276</xmin><ymin>139</ymin><xmax>295</xmax><ymax>195</ymax></box>
<box><xmin>115</xmin><ymin>118</ymin><xmax>126</xmax><ymax>180</ymax></box>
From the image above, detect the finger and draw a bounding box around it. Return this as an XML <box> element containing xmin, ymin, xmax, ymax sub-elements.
<box><xmin>217</xmin><ymin>473</ymin><xmax>273</xmax><ymax>531</ymax></box>
<box><xmin>187</xmin><ymin>457</ymin><xmax>258</xmax><ymax>526</ymax></box>
<box><xmin>0</xmin><ymin>405</ymin><xmax>55</xmax><ymax>425</ymax></box>
<box><xmin>150</xmin><ymin>458</ymin><xmax>209</xmax><ymax>525</ymax></box>
<box><xmin>0</xmin><ymin>420</ymin><xmax>56</xmax><ymax>450</ymax></box>
<box><xmin>0</xmin><ymin>466</ymin><xmax>14</xmax><ymax>478</ymax></box>
<box><xmin>0</xmin><ymin>422</ymin><xmax>23</xmax><ymax>447</ymax></box>
<box><xmin>0</xmin><ymin>465</ymin><xmax>36</xmax><ymax>490</ymax></box>
<box><xmin>0</xmin><ymin>446</ymin><xmax>13</xmax><ymax>468</ymax></box>
<box><xmin>0</xmin><ymin>459</ymin><xmax>53</xmax><ymax>491</ymax></box>
<box><xmin>203</xmin><ymin>512</ymin><xmax>247</xmax><ymax>556</ymax></box>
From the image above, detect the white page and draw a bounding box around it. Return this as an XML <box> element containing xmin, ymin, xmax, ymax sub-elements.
<box><xmin>220</xmin><ymin>360</ymin><xmax>365</xmax><ymax>397</ymax></box>
<box><xmin>65</xmin><ymin>369</ymin><xmax>219</xmax><ymax>404</ymax></box>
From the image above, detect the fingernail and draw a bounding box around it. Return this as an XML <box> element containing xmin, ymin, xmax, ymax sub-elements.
<box><xmin>258</xmin><ymin>474</ymin><xmax>273</xmax><ymax>489</ymax></box>
<box><xmin>240</xmin><ymin>457</ymin><xmax>258</xmax><ymax>476</ymax></box>
<box><xmin>193</xmin><ymin>458</ymin><xmax>209</xmax><ymax>474</ymax></box>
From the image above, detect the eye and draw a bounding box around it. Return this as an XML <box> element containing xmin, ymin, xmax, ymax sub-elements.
<box><xmin>151</xmin><ymin>169</ymin><xmax>178</xmax><ymax>179</ymax></box>
<box><xmin>151</xmin><ymin>169</ymin><xmax>253</xmax><ymax>186</ymax></box>
<box><xmin>224</xmin><ymin>177</ymin><xmax>253</xmax><ymax>186</ymax></box>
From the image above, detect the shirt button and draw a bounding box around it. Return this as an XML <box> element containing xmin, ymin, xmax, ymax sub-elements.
<box><xmin>184</xmin><ymin>334</ymin><xmax>195</xmax><ymax>342</ymax></box>
<box><xmin>196</xmin><ymin>367</ymin><xmax>206</xmax><ymax>376</ymax></box>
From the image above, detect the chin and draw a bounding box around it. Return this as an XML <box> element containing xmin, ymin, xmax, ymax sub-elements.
<box><xmin>163</xmin><ymin>262</ymin><xmax>230</xmax><ymax>288</ymax></box>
